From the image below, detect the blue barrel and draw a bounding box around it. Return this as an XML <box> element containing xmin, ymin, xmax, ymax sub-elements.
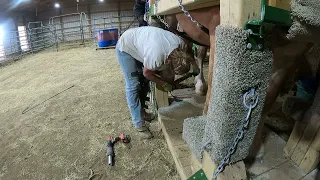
<box><xmin>97</xmin><ymin>28</ymin><xmax>119</xmax><ymax>47</ymax></box>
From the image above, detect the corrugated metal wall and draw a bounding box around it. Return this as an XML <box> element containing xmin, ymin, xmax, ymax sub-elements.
<box><xmin>0</xmin><ymin>1</ymin><xmax>138</xmax><ymax>62</ymax></box>
<box><xmin>35</xmin><ymin>1</ymin><xmax>138</xmax><ymax>43</ymax></box>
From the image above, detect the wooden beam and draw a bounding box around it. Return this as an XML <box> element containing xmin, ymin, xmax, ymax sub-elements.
<box><xmin>155</xmin><ymin>0</ymin><xmax>220</xmax><ymax>15</ymax></box>
<box><xmin>201</xmin><ymin>0</ymin><xmax>262</xmax><ymax>179</ymax></box>
<box><xmin>86</xmin><ymin>4</ymin><xmax>92</xmax><ymax>37</ymax></box>
<box><xmin>117</xmin><ymin>2</ymin><xmax>122</xmax><ymax>34</ymax></box>
<box><xmin>291</xmin><ymin>116</ymin><xmax>320</xmax><ymax>165</ymax></box>
<box><xmin>299</xmin><ymin>127</ymin><xmax>320</xmax><ymax>173</ymax></box>
<box><xmin>59</xmin><ymin>9</ymin><xmax>65</xmax><ymax>42</ymax></box>
<box><xmin>202</xmin><ymin>151</ymin><xmax>247</xmax><ymax>180</ymax></box>
<box><xmin>220</xmin><ymin>0</ymin><xmax>261</xmax><ymax>28</ymax></box>
<box><xmin>268</xmin><ymin>0</ymin><xmax>291</xmax><ymax>11</ymax></box>
<box><xmin>284</xmin><ymin>121</ymin><xmax>307</xmax><ymax>157</ymax></box>
<box><xmin>203</xmin><ymin>35</ymin><xmax>214</xmax><ymax>115</ymax></box>
<box><xmin>158</xmin><ymin>110</ymin><xmax>195</xmax><ymax>179</ymax></box>
<box><xmin>155</xmin><ymin>89</ymin><xmax>169</xmax><ymax>108</ymax></box>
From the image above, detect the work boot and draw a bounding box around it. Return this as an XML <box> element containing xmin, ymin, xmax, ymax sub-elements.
<box><xmin>141</xmin><ymin>109</ymin><xmax>155</xmax><ymax>123</ymax></box>
<box><xmin>136</xmin><ymin>124</ymin><xmax>154</xmax><ymax>139</ymax></box>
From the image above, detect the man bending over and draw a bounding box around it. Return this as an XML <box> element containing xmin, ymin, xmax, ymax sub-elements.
<box><xmin>116</xmin><ymin>26</ymin><xmax>195</xmax><ymax>139</ymax></box>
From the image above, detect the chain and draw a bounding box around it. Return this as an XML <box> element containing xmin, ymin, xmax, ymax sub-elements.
<box><xmin>213</xmin><ymin>88</ymin><xmax>259</xmax><ymax>180</ymax></box>
<box><xmin>155</xmin><ymin>0</ymin><xmax>170</xmax><ymax>28</ymax></box>
<box><xmin>145</xmin><ymin>0</ymin><xmax>149</xmax><ymax>24</ymax></box>
<box><xmin>176</xmin><ymin>0</ymin><xmax>203</xmax><ymax>29</ymax></box>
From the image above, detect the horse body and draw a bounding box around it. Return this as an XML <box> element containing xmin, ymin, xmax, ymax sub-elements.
<box><xmin>163</xmin><ymin>7</ymin><xmax>220</xmax><ymax>96</ymax></box>
<box><xmin>159</xmin><ymin>6</ymin><xmax>316</xmax><ymax>159</ymax></box>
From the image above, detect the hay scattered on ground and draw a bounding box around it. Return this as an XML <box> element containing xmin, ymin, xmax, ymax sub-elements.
<box><xmin>0</xmin><ymin>47</ymin><xmax>179</xmax><ymax>180</ymax></box>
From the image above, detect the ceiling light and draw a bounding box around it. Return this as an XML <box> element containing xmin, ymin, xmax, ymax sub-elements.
<box><xmin>54</xmin><ymin>3</ymin><xmax>60</xmax><ymax>8</ymax></box>
<box><xmin>99</xmin><ymin>0</ymin><xmax>104</xmax><ymax>2</ymax></box>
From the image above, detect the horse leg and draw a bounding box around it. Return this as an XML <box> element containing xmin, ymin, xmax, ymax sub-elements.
<box><xmin>195</xmin><ymin>46</ymin><xmax>208</xmax><ymax>96</ymax></box>
<box><xmin>248</xmin><ymin>41</ymin><xmax>312</xmax><ymax>160</ymax></box>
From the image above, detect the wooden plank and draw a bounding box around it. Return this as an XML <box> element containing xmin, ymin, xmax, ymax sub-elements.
<box><xmin>159</xmin><ymin>114</ymin><xmax>191</xmax><ymax>180</ymax></box>
<box><xmin>218</xmin><ymin>161</ymin><xmax>246</xmax><ymax>180</ymax></box>
<box><xmin>155</xmin><ymin>88</ymin><xmax>169</xmax><ymax>108</ymax></box>
<box><xmin>202</xmin><ymin>151</ymin><xmax>246</xmax><ymax>180</ymax></box>
<box><xmin>220</xmin><ymin>0</ymin><xmax>261</xmax><ymax>28</ymax></box>
<box><xmin>246</xmin><ymin>127</ymin><xmax>287</xmax><ymax>177</ymax></box>
<box><xmin>268</xmin><ymin>0</ymin><xmax>291</xmax><ymax>11</ymax></box>
<box><xmin>252</xmin><ymin>160</ymin><xmax>307</xmax><ymax>180</ymax></box>
<box><xmin>301</xmin><ymin>169</ymin><xmax>320</xmax><ymax>180</ymax></box>
<box><xmin>155</xmin><ymin>0</ymin><xmax>220</xmax><ymax>15</ymax></box>
<box><xmin>284</xmin><ymin>121</ymin><xmax>307</xmax><ymax>157</ymax></box>
<box><xmin>291</xmin><ymin>117</ymin><xmax>320</xmax><ymax>165</ymax></box>
<box><xmin>190</xmin><ymin>152</ymin><xmax>202</xmax><ymax>173</ymax></box>
<box><xmin>202</xmin><ymin>0</ymin><xmax>261</xmax><ymax>178</ymax></box>
<box><xmin>203</xmin><ymin>35</ymin><xmax>215</xmax><ymax>114</ymax></box>
<box><xmin>169</xmin><ymin>88</ymin><xmax>197</xmax><ymax>99</ymax></box>
<box><xmin>299</xmin><ymin>127</ymin><xmax>320</xmax><ymax>173</ymax></box>
<box><xmin>202</xmin><ymin>151</ymin><xmax>217</xmax><ymax>180</ymax></box>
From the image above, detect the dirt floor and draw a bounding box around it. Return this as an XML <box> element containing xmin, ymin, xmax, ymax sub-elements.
<box><xmin>0</xmin><ymin>47</ymin><xmax>180</xmax><ymax>180</ymax></box>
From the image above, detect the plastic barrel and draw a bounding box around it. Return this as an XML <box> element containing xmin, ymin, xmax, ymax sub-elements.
<box><xmin>97</xmin><ymin>28</ymin><xmax>119</xmax><ymax>48</ymax></box>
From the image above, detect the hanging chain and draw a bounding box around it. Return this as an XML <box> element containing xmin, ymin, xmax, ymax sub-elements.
<box><xmin>154</xmin><ymin>0</ymin><xmax>170</xmax><ymax>28</ymax></box>
<box><xmin>213</xmin><ymin>88</ymin><xmax>259</xmax><ymax>180</ymax></box>
<box><xmin>145</xmin><ymin>0</ymin><xmax>149</xmax><ymax>25</ymax></box>
<box><xmin>176</xmin><ymin>0</ymin><xmax>204</xmax><ymax>29</ymax></box>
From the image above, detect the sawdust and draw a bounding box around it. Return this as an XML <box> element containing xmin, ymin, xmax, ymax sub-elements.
<box><xmin>0</xmin><ymin>47</ymin><xmax>179</xmax><ymax>180</ymax></box>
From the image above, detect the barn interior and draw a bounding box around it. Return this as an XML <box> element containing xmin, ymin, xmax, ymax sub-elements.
<box><xmin>0</xmin><ymin>0</ymin><xmax>320</xmax><ymax>180</ymax></box>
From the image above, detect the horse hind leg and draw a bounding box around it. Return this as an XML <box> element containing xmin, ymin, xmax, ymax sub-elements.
<box><xmin>195</xmin><ymin>46</ymin><xmax>208</xmax><ymax>96</ymax></box>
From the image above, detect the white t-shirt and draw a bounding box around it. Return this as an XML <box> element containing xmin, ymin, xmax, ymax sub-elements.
<box><xmin>117</xmin><ymin>26</ymin><xmax>185</xmax><ymax>70</ymax></box>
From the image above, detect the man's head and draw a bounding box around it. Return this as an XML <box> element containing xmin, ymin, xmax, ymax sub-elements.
<box><xmin>165</xmin><ymin>47</ymin><xmax>193</xmax><ymax>75</ymax></box>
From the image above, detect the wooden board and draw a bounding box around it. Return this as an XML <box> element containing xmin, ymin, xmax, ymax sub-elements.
<box><xmin>190</xmin><ymin>152</ymin><xmax>202</xmax><ymax>173</ymax></box>
<box><xmin>154</xmin><ymin>0</ymin><xmax>220</xmax><ymax>15</ymax></box>
<box><xmin>169</xmin><ymin>88</ymin><xmax>197</xmax><ymax>99</ymax></box>
<box><xmin>201</xmin><ymin>0</ymin><xmax>261</xmax><ymax>178</ymax></box>
<box><xmin>202</xmin><ymin>151</ymin><xmax>246</xmax><ymax>180</ymax></box>
<box><xmin>151</xmin><ymin>0</ymin><xmax>290</xmax><ymax>16</ymax></box>
<box><xmin>284</xmin><ymin>121</ymin><xmax>307</xmax><ymax>157</ymax></box>
<box><xmin>291</xmin><ymin>118</ymin><xmax>320</xmax><ymax>165</ymax></box>
<box><xmin>299</xmin><ymin>128</ymin><xmax>320</xmax><ymax>173</ymax></box>
<box><xmin>155</xmin><ymin>88</ymin><xmax>169</xmax><ymax>108</ymax></box>
<box><xmin>203</xmin><ymin>35</ymin><xmax>215</xmax><ymax>115</ymax></box>
<box><xmin>220</xmin><ymin>0</ymin><xmax>261</xmax><ymax>28</ymax></box>
<box><xmin>268</xmin><ymin>0</ymin><xmax>291</xmax><ymax>11</ymax></box>
<box><xmin>246</xmin><ymin>127</ymin><xmax>308</xmax><ymax>179</ymax></box>
<box><xmin>252</xmin><ymin>160</ymin><xmax>308</xmax><ymax>180</ymax></box>
<box><xmin>159</xmin><ymin>114</ymin><xmax>193</xmax><ymax>180</ymax></box>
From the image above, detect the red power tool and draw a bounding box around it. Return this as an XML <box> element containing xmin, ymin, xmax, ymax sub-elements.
<box><xmin>106</xmin><ymin>133</ymin><xmax>131</xmax><ymax>166</ymax></box>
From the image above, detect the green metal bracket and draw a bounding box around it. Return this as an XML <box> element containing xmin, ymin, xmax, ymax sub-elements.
<box><xmin>244</xmin><ymin>0</ymin><xmax>292</xmax><ymax>50</ymax></box>
<box><xmin>188</xmin><ymin>169</ymin><xmax>208</xmax><ymax>180</ymax></box>
<box><xmin>193</xmin><ymin>44</ymin><xmax>198</xmax><ymax>57</ymax></box>
<box><xmin>149</xmin><ymin>4</ymin><xmax>156</xmax><ymax>17</ymax></box>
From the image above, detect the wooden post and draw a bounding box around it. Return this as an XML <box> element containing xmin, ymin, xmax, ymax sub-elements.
<box><xmin>201</xmin><ymin>0</ymin><xmax>262</xmax><ymax>179</ymax></box>
<box><xmin>299</xmin><ymin>127</ymin><xmax>320</xmax><ymax>173</ymax></box>
<box><xmin>59</xmin><ymin>9</ymin><xmax>65</xmax><ymax>42</ymax></box>
<box><xmin>268</xmin><ymin>0</ymin><xmax>291</xmax><ymax>10</ymax></box>
<box><xmin>117</xmin><ymin>2</ymin><xmax>122</xmax><ymax>34</ymax></box>
<box><xmin>155</xmin><ymin>89</ymin><xmax>169</xmax><ymax>108</ymax></box>
<box><xmin>87</xmin><ymin>4</ymin><xmax>92</xmax><ymax>37</ymax></box>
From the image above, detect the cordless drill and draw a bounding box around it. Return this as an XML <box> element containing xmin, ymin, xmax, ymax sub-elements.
<box><xmin>106</xmin><ymin>133</ymin><xmax>131</xmax><ymax>166</ymax></box>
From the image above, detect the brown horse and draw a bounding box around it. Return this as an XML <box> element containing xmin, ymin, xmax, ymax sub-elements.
<box><xmin>158</xmin><ymin>6</ymin><xmax>315</xmax><ymax>158</ymax></box>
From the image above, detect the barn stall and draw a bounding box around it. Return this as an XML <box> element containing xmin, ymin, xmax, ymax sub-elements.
<box><xmin>148</xmin><ymin>0</ymin><xmax>320</xmax><ymax>179</ymax></box>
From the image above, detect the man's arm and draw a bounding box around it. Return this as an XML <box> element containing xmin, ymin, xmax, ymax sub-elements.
<box><xmin>143</xmin><ymin>67</ymin><xmax>166</xmax><ymax>86</ymax></box>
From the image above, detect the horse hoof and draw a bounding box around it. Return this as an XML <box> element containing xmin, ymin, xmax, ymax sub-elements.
<box><xmin>195</xmin><ymin>80</ymin><xmax>207</xmax><ymax>96</ymax></box>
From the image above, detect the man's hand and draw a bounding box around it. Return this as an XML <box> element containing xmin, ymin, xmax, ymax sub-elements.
<box><xmin>143</xmin><ymin>67</ymin><xmax>174</xmax><ymax>92</ymax></box>
<box><xmin>162</xmin><ymin>83</ymin><xmax>173</xmax><ymax>92</ymax></box>
<box><xmin>156</xmin><ymin>83</ymin><xmax>173</xmax><ymax>92</ymax></box>
<box><xmin>192</xmin><ymin>66</ymin><xmax>200</xmax><ymax>76</ymax></box>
